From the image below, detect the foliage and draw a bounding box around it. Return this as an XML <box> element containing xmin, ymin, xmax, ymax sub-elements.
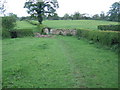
<box><xmin>13</xmin><ymin>29</ymin><xmax>34</xmax><ymax>37</ymax></box>
<box><xmin>2</xmin><ymin>29</ymin><xmax>34</xmax><ymax>39</ymax></box>
<box><xmin>2</xmin><ymin>30</ymin><xmax>11</xmax><ymax>39</ymax></box>
<box><xmin>108</xmin><ymin>2</ymin><xmax>120</xmax><ymax>22</ymax></box>
<box><xmin>72</xmin><ymin>12</ymin><xmax>82</xmax><ymax>20</ymax></box>
<box><xmin>46</xmin><ymin>13</ymin><xmax>59</xmax><ymax>20</ymax></box>
<box><xmin>24</xmin><ymin>0</ymin><xmax>59</xmax><ymax>24</ymax></box>
<box><xmin>92</xmin><ymin>14</ymin><xmax>100</xmax><ymax>20</ymax></box>
<box><xmin>63</xmin><ymin>13</ymin><xmax>70</xmax><ymax>20</ymax></box>
<box><xmin>99</xmin><ymin>11</ymin><xmax>106</xmax><ymax>20</ymax></box>
<box><xmin>2</xmin><ymin>15</ymin><xmax>16</xmax><ymax>31</ymax></box>
<box><xmin>77</xmin><ymin>29</ymin><xmax>120</xmax><ymax>47</ymax></box>
<box><xmin>3</xmin><ymin>36</ymin><xmax>118</xmax><ymax>88</ymax></box>
<box><xmin>98</xmin><ymin>25</ymin><xmax>120</xmax><ymax>31</ymax></box>
<box><xmin>62</xmin><ymin>12</ymin><xmax>91</xmax><ymax>20</ymax></box>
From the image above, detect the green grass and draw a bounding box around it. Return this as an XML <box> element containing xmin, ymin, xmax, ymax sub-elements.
<box><xmin>42</xmin><ymin>20</ymin><xmax>118</xmax><ymax>30</ymax></box>
<box><xmin>15</xmin><ymin>20</ymin><xmax>118</xmax><ymax>30</ymax></box>
<box><xmin>15</xmin><ymin>21</ymin><xmax>37</xmax><ymax>30</ymax></box>
<box><xmin>2</xmin><ymin>36</ymin><xmax>118</xmax><ymax>88</ymax></box>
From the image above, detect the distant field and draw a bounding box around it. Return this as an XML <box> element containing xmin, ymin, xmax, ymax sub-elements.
<box><xmin>15</xmin><ymin>20</ymin><xmax>118</xmax><ymax>30</ymax></box>
<box><xmin>43</xmin><ymin>20</ymin><xmax>118</xmax><ymax>30</ymax></box>
<box><xmin>15</xmin><ymin>21</ymin><xmax>37</xmax><ymax>30</ymax></box>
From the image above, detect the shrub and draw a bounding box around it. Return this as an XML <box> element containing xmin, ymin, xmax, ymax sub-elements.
<box><xmin>77</xmin><ymin>29</ymin><xmax>120</xmax><ymax>47</ymax></box>
<box><xmin>2</xmin><ymin>16</ymin><xmax>16</xmax><ymax>31</ymax></box>
<box><xmin>2</xmin><ymin>29</ymin><xmax>11</xmax><ymax>39</ymax></box>
<box><xmin>98</xmin><ymin>25</ymin><xmax>120</xmax><ymax>31</ymax></box>
<box><xmin>2</xmin><ymin>15</ymin><xmax>17</xmax><ymax>38</ymax></box>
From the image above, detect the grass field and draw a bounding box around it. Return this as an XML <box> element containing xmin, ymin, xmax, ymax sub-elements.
<box><xmin>2</xmin><ymin>36</ymin><xmax>118</xmax><ymax>88</ymax></box>
<box><xmin>15</xmin><ymin>20</ymin><xmax>118</xmax><ymax>30</ymax></box>
<box><xmin>15</xmin><ymin>21</ymin><xmax>37</xmax><ymax>30</ymax></box>
<box><xmin>43</xmin><ymin>20</ymin><xmax>118</xmax><ymax>30</ymax></box>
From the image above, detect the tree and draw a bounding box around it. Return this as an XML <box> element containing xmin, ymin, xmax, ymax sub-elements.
<box><xmin>92</xmin><ymin>14</ymin><xmax>100</xmax><ymax>20</ymax></box>
<box><xmin>63</xmin><ymin>13</ymin><xmax>70</xmax><ymax>20</ymax></box>
<box><xmin>47</xmin><ymin>13</ymin><xmax>59</xmax><ymax>20</ymax></box>
<box><xmin>73</xmin><ymin>12</ymin><xmax>82</xmax><ymax>20</ymax></box>
<box><xmin>100</xmin><ymin>11</ymin><xmax>106</xmax><ymax>20</ymax></box>
<box><xmin>108</xmin><ymin>2</ymin><xmax>120</xmax><ymax>22</ymax></box>
<box><xmin>24</xmin><ymin>0</ymin><xmax>59</xmax><ymax>24</ymax></box>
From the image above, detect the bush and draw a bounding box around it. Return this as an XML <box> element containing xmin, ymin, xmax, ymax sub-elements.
<box><xmin>77</xmin><ymin>29</ymin><xmax>120</xmax><ymax>47</ymax></box>
<box><xmin>2</xmin><ymin>16</ymin><xmax>16</xmax><ymax>31</ymax></box>
<box><xmin>2</xmin><ymin>29</ymin><xmax>11</xmax><ymax>39</ymax></box>
<box><xmin>98</xmin><ymin>25</ymin><xmax>120</xmax><ymax>31</ymax></box>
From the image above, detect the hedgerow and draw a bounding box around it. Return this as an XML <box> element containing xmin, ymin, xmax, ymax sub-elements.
<box><xmin>98</xmin><ymin>25</ymin><xmax>120</xmax><ymax>31</ymax></box>
<box><xmin>2</xmin><ymin>24</ymin><xmax>47</xmax><ymax>38</ymax></box>
<box><xmin>2</xmin><ymin>28</ymin><xmax>34</xmax><ymax>38</ymax></box>
<box><xmin>77</xmin><ymin>29</ymin><xmax>120</xmax><ymax>47</ymax></box>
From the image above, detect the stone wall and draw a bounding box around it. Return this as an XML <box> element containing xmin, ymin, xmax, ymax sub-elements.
<box><xmin>43</xmin><ymin>28</ymin><xmax>77</xmax><ymax>36</ymax></box>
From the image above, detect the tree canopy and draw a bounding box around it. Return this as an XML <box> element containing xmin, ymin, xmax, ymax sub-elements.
<box><xmin>24</xmin><ymin>0</ymin><xmax>59</xmax><ymax>24</ymax></box>
<box><xmin>108</xmin><ymin>2</ymin><xmax>120</xmax><ymax>22</ymax></box>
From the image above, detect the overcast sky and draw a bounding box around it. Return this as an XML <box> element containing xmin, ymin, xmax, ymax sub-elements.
<box><xmin>2</xmin><ymin>0</ymin><xmax>119</xmax><ymax>17</ymax></box>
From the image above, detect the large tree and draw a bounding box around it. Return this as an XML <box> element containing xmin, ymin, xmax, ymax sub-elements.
<box><xmin>24</xmin><ymin>0</ymin><xmax>59</xmax><ymax>24</ymax></box>
<box><xmin>108</xmin><ymin>2</ymin><xmax>120</xmax><ymax>22</ymax></box>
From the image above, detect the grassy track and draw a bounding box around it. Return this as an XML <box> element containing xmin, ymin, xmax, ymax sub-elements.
<box><xmin>43</xmin><ymin>20</ymin><xmax>118</xmax><ymax>30</ymax></box>
<box><xmin>2</xmin><ymin>36</ymin><xmax>118</xmax><ymax>88</ymax></box>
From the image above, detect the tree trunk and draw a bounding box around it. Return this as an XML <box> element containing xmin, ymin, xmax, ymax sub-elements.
<box><xmin>38</xmin><ymin>15</ymin><xmax>43</xmax><ymax>24</ymax></box>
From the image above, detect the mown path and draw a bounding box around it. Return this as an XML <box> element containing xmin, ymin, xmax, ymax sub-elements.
<box><xmin>2</xmin><ymin>36</ymin><xmax>118</xmax><ymax>88</ymax></box>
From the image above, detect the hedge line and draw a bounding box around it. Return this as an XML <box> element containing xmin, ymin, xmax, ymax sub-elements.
<box><xmin>98</xmin><ymin>25</ymin><xmax>120</xmax><ymax>31</ymax></box>
<box><xmin>2</xmin><ymin>24</ymin><xmax>47</xmax><ymax>38</ymax></box>
<box><xmin>77</xmin><ymin>29</ymin><xmax>120</xmax><ymax>47</ymax></box>
<box><xmin>2</xmin><ymin>29</ymin><xmax>34</xmax><ymax>38</ymax></box>
<box><xmin>14</xmin><ymin>29</ymin><xmax>34</xmax><ymax>37</ymax></box>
